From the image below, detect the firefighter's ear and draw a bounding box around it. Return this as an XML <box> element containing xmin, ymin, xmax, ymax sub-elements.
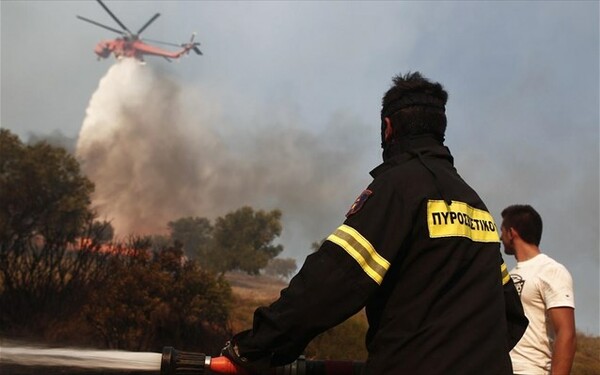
<box><xmin>384</xmin><ymin>117</ymin><xmax>394</xmax><ymax>142</ymax></box>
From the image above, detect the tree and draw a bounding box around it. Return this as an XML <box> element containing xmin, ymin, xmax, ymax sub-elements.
<box><xmin>167</xmin><ymin>216</ymin><xmax>213</xmax><ymax>259</ymax></box>
<box><xmin>264</xmin><ymin>257</ymin><xmax>297</xmax><ymax>280</ymax></box>
<box><xmin>0</xmin><ymin>129</ymin><xmax>108</xmax><ymax>335</ymax></box>
<box><xmin>152</xmin><ymin>244</ymin><xmax>232</xmax><ymax>353</ymax></box>
<box><xmin>207</xmin><ymin>207</ymin><xmax>284</xmax><ymax>275</ymax></box>
<box><xmin>83</xmin><ymin>237</ymin><xmax>159</xmax><ymax>350</ymax></box>
<box><xmin>0</xmin><ymin>129</ymin><xmax>94</xmax><ymax>247</ymax></box>
<box><xmin>84</xmin><ymin>237</ymin><xmax>232</xmax><ymax>352</ymax></box>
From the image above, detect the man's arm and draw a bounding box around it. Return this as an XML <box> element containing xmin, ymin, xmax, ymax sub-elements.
<box><xmin>548</xmin><ymin>306</ymin><xmax>576</xmax><ymax>375</ymax></box>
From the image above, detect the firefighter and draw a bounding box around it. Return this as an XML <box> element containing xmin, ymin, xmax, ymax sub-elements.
<box><xmin>222</xmin><ymin>72</ymin><xmax>528</xmax><ymax>374</ymax></box>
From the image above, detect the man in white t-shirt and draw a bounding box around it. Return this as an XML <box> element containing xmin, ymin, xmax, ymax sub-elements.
<box><xmin>500</xmin><ymin>204</ymin><xmax>576</xmax><ymax>375</ymax></box>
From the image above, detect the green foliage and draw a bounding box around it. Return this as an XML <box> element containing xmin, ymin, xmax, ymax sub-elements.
<box><xmin>167</xmin><ymin>216</ymin><xmax>213</xmax><ymax>259</ymax></box>
<box><xmin>264</xmin><ymin>257</ymin><xmax>297</xmax><ymax>280</ymax></box>
<box><xmin>167</xmin><ymin>208</ymin><xmax>284</xmax><ymax>275</ymax></box>
<box><xmin>209</xmin><ymin>207</ymin><xmax>283</xmax><ymax>275</ymax></box>
<box><xmin>0</xmin><ymin>129</ymin><xmax>94</xmax><ymax>247</ymax></box>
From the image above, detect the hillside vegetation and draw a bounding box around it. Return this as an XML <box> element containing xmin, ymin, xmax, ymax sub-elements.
<box><xmin>227</xmin><ymin>273</ymin><xmax>599</xmax><ymax>373</ymax></box>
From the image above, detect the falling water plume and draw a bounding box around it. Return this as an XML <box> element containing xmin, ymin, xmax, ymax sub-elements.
<box><xmin>76</xmin><ymin>58</ymin><xmax>224</xmax><ymax>237</ymax></box>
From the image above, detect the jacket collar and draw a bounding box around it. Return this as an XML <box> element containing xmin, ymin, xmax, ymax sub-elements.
<box><xmin>370</xmin><ymin>136</ymin><xmax>454</xmax><ymax>178</ymax></box>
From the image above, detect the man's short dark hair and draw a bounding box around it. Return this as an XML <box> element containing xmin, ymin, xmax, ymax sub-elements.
<box><xmin>381</xmin><ymin>72</ymin><xmax>448</xmax><ymax>143</ymax></box>
<box><xmin>501</xmin><ymin>204</ymin><xmax>543</xmax><ymax>246</ymax></box>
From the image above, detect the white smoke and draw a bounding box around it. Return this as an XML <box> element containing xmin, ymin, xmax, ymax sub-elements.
<box><xmin>76</xmin><ymin>59</ymin><xmax>373</xmax><ymax>254</ymax></box>
<box><xmin>77</xmin><ymin>59</ymin><xmax>229</xmax><ymax>236</ymax></box>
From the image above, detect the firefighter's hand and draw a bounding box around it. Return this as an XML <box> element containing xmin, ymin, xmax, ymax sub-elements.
<box><xmin>221</xmin><ymin>339</ymin><xmax>271</xmax><ymax>375</ymax></box>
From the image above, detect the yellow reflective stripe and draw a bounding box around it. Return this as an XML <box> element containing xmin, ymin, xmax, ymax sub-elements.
<box><xmin>501</xmin><ymin>262</ymin><xmax>510</xmax><ymax>285</ymax></box>
<box><xmin>327</xmin><ymin>224</ymin><xmax>390</xmax><ymax>285</ymax></box>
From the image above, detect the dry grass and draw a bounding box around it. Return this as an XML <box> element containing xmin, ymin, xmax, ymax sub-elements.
<box><xmin>573</xmin><ymin>332</ymin><xmax>600</xmax><ymax>375</ymax></box>
<box><xmin>225</xmin><ymin>271</ymin><xmax>287</xmax><ymax>302</ymax></box>
<box><xmin>225</xmin><ymin>272</ymin><xmax>287</xmax><ymax>333</ymax></box>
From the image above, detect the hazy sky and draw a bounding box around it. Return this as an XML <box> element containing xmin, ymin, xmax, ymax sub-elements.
<box><xmin>1</xmin><ymin>1</ymin><xmax>598</xmax><ymax>335</ymax></box>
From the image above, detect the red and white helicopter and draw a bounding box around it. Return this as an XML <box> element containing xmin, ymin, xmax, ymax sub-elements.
<box><xmin>77</xmin><ymin>0</ymin><xmax>202</xmax><ymax>62</ymax></box>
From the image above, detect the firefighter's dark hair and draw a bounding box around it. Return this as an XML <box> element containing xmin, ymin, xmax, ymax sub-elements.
<box><xmin>381</xmin><ymin>72</ymin><xmax>448</xmax><ymax>144</ymax></box>
<box><xmin>501</xmin><ymin>204</ymin><xmax>543</xmax><ymax>246</ymax></box>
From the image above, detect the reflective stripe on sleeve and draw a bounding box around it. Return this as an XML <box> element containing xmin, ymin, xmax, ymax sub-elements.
<box><xmin>327</xmin><ymin>224</ymin><xmax>390</xmax><ymax>285</ymax></box>
<box><xmin>501</xmin><ymin>262</ymin><xmax>510</xmax><ymax>285</ymax></box>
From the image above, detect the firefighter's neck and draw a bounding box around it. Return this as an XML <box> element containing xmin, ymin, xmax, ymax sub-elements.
<box><xmin>382</xmin><ymin>134</ymin><xmax>442</xmax><ymax>161</ymax></box>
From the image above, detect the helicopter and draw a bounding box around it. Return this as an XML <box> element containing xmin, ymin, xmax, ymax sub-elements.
<box><xmin>77</xmin><ymin>0</ymin><xmax>202</xmax><ymax>62</ymax></box>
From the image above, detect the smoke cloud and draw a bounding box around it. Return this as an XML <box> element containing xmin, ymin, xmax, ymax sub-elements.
<box><xmin>76</xmin><ymin>59</ymin><xmax>372</xmax><ymax>255</ymax></box>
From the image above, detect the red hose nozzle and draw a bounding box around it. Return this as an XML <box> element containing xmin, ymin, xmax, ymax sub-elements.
<box><xmin>209</xmin><ymin>356</ymin><xmax>250</xmax><ymax>374</ymax></box>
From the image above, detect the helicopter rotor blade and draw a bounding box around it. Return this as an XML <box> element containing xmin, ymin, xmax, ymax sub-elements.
<box><xmin>96</xmin><ymin>0</ymin><xmax>133</xmax><ymax>35</ymax></box>
<box><xmin>77</xmin><ymin>15</ymin><xmax>126</xmax><ymax>35</ymax></box>
<box><xmin>137</xmin><ymin>13</ymin><xmax>161</xmax><ymax>35</ymax></box>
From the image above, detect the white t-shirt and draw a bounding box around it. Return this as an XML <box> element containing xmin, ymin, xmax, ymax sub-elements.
<box><xmin>509</xmin><ymin>253</ymin><xmax>575</xmax><ymax>375</ymax></box>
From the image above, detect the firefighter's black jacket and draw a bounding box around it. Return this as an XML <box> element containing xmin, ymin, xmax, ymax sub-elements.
<box><xmin>233</xmin><ymin>136</ymin><xmax>527</xmax><ymax>374</ymax></box>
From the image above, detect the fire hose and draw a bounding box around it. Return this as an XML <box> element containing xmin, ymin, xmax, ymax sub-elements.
<box><xmin>160</xmin><ymin>346</ymin><xmax>364</xmax><ymax>375</ymax></box>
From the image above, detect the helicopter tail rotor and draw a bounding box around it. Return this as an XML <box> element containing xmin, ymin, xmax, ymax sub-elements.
<box><xmin>183</xmin><ymin>33</ymin><xmax>203</xmax><ymax>55</ymax></box>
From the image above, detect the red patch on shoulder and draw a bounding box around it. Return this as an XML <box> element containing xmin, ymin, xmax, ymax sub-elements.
<box><xmin>346</xmin><ymin>189</ymin><xmax>373</xmax><ymax>217</ymax></box>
